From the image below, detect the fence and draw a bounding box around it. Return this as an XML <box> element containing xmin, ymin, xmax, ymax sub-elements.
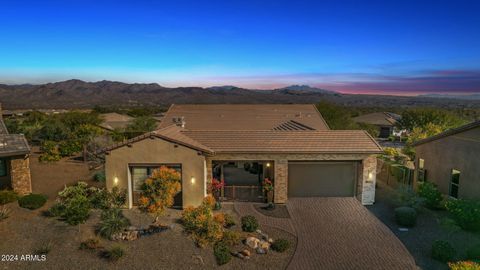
<box><xmin>377</xmin><ymin>158</ymin><xmax>414</xmax><ymax>189</ymax></box>
<box><xmin>222</xmin><ymin>185</ymin><xmax>264</xmax><ymax>202</ymax></box>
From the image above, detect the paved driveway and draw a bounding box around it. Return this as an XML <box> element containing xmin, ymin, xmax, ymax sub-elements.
<box><xmin>287</xmin><ymin>198</ymin><xmax>417</xmax><ymax>270</ymax></box>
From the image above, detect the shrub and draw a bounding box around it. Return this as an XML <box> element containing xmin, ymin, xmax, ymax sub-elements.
<box><xmin>394</xmin><ymin>207</ymin><xmax>417</xmax><ymax>227</ymax></box>
<box><xmin>35</xmin><ymin>241</ymin><xmax>52</xmax><ymax>255</ymax></box>
<box><xmin>221</xmin><ymin>230</ymin><xmax>241</xmax><ymax>246</ymax></box>
<box><xmin>18</xmin><ymin>194</ymin><xmax>47</xmax><ymax>210</ymax></box>
<box><xmin>0</xmin><ymin>206</ymin><xmax>10</xmax><ymax>221</ymax></box>
<box><xmin>98</xmin><ymin>208</ymin><xmax>131</xmax><ymax>239</ymax></box>
<box><xmin>102</xmin><ymin>246</ymin><xmax>125</xmax><ymax>262</ymax></box>
<box><xmin>62</xmin><ymin>195</ymin><xmax>91</xmax><ymax>225</ymax></box>
<box><xmin>181</xmin><ymin>198</ymin><xmax>224</xmax><ymax>247</ymax></box>
<box><xmin>393</xmin><ymin>185</ymin><xmax>425</xmax><ymax>210</ymax></box>
<box><xmin>445</xmin><ymin>199</ymin><xmax>480</xmax><ymax>231</ymax></box>
<box><xmin>94</xmin><ymin>171</ymin><xmax>106</xmax><ymax>183</ymax></box>
<box><xmin>39</xmin><ymin>140</ymin><xmax>61</xmax><ymax>162</ymax></box>
<box><xmin>271</xmin><ymin>238</ymin><xmax>291</xmax><ymax>253</ymax></box>
<box><xmin>58</xmin><ymin>140</ymin><xmax>82</xmax><ymax>157</ymax></box>
<box><xmin>224</xmin><ymin>213</ymin><xmax>236</xmax><ymax>228</ymax></box>
<box><xmin>79</xmin><ymin>238</ymin><xmax>102</xmax><ymax>250</ymax></box>
<box><xmin>45</xmin><ymin>203</ymin><xmax>66</xmax><ymax>217</ymax></box>
<box><xmin>467</xmin><ymin>244</ymin><xmax>480</xmax><ymax>260</ymax></box>
<box><xmin>58</xmin><ymin>182</ymin><xmax>89</xmax><ymax>201</ymax></box>
<box><xmin>418</xmin><ymin>182</ymin><xmax>444</xmax><ymax>209</ymax></box>
<box><xmin>213</xmin><ymin>242</ymin><xmax>231</xmax><ymax>265</ymax></box>
<box><xmin>241</xmin><ymin>215</ymin><xmax>258</xmax><ymax>232</ymax></box>
<box><xmin>383</xmin><ymin>147</ymin><xmax>399</xmax><ymax>157</ymax></box>
<box><xmin>139</xmin><ymin>166</ymin><xmax>181</xmax><ymax>215</ymax></box>
<box><xmin>431</xmin><ymin>240</ymin><xmax>456</xmax><ymax>262</ymax></box>
<box><xmin>202</xmin><ymin>194</ymin><xmax>216</xmax><ymax>210</ymax></box>
<box><xmin>0</xmin><ymin>190</ymin><xmax>18</xmax><ymax>205</ymax></box>
<box><xmin>448</xmin><ymin>261</ymin><xmax>480</xmax><ymax>270</ymax></box>
<box><xmin>213</xmin><ymin>213</ymin><xmax>226</xmax><ymax>226</ymax></box>
<box><xmin>90</xmin><ymin>187</ymin><xmax>127</xmax><ymax>209</ymax></box>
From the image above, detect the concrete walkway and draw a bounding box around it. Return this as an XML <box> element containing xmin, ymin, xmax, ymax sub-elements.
<box><xmin>235</xmin><ymin>198</ymin><xmax>418</xmax><ymax>270</ymax></box>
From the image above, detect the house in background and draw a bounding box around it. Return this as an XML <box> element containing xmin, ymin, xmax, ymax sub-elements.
<box><xmin>413</xmin><ymin>120</ymin><xmax>480</xmax><ymax>199</ymax></box>
<box><xmin>0</xmin><ymin>105</ymin><xmax>32</xmax><ymax>194</ymax></box>
<box><xmin>99</xmin><ymin>112</ymin><xmax>135</xmax><ymax>131</ymax></box>
<box><xmin>101</xmin><ymin>104</ymin><xmax>382</xmax><ymax>208</ymax></box>
<box><xmin>353</xmin><ymin>112</ymin><xmax>402</xmax><ymax>138</ymax></box>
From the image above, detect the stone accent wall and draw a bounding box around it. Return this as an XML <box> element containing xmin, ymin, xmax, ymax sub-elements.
<box><xmin>274</xmin><ymin>159</ymin><xmax>288</xmax><ymax>203</ymax></box>
<box><xmin>359</xmin><ymin>155</ymin><xmax>377</xmax><ymax>205</ymax></box>
<box><xmin>10</xmin><ymin>155</ymin><xmax>32</xmax><ymax>195</ymax></box>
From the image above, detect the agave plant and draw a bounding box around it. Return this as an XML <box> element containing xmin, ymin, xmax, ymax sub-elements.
<box><xmin>0</xmin><ymin>206</ymin><xmax>10</xmax><ymax>221</ymax></box>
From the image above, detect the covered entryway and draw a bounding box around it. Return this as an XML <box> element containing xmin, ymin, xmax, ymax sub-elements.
<box><xmin>288</xmin><ymin>161</ymin><xmax>358</xmax><ymax>197</ymax></box>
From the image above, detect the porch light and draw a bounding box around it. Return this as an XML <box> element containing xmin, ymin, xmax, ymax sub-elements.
<box><xmin>113</xmin><ymin>177</ymin><xmax>119</xmax><ymax>186</ymax></box>
<box><xmin>266</xmin><ymin>162</ymin><xmax>271</xmax><ymax>167</ymax></box>
<box><xmin>368</xmin><ymin>172</ymin><xmax>373</xmax><ymax>180</ymax></box>
<box><xmin>191</xmin><ymin>176</ymin><xmax>195</xmax><ymax>184</ymax></box>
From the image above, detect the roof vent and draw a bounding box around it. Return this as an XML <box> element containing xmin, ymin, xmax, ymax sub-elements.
<box><xmin>172</xmin><ymin>116</ymin><xmax>186</xmax><ymax>128</ymax></box>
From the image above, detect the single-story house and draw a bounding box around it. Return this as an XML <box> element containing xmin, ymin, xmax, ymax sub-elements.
<box><xmin>99</xmin><ymin>112</ymin><xmax>135</xmax><ymax>131</ymax></box>
<box><xmin>353</xmin><ymin>112</ymin><xmax>402</xmax><ymax>138</ymax></box>
<box><xmin>0</xmin><ymin>105</ymin><xmax>32</xmax><ymax>194</ymax></box>
<box><xmin>413</xmin><ymin>120</ymin><xmax>480</xmax><ymax>199</ymax></box>
<box><xmin>102</xmin><ymin>104</ymin><xmax>382</xmax><ymax>208</ymax></box>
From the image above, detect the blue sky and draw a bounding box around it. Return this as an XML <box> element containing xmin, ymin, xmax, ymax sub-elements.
<box><xmin>0</xmin><ymin>0</ymin><xmax>479</xmax><ymax>95</ymax></box>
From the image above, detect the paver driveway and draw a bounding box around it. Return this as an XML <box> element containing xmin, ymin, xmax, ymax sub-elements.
<box><xmin>286</xmin><ymin>198</ymin><xmax>418</xmax><ymax>270</ymax></box>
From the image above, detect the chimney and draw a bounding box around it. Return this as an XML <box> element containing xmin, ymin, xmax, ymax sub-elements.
<box><xmin>173</xmin><ymin>116</ymin><xmax>186</xmax><ymax>128</ymax></box>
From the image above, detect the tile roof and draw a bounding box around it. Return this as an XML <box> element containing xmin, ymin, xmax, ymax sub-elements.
<box><xmin>353</xmin><ymin>112</ymin><xmax>399</xmax><ymax>126</ymax></box>
<box><xmin>181</xmin><ymin>129</ymin><xmax>382</xmax><ymax>154</ymax></box>
<box><xmin>0</xmin><ymin>134</ymin><xmax>30</xmax><ymax>157</ymax></box>
<box><xmin>99</xmin><ymin>113</ymin><xmax>134</xmax><ymax>131</ymax></box>
<box><xmin>159</xmin><ymin>104</ymin><xmax>329</xmax><ymax>131</ymax></box>
<box><xmin>413</xmin><ymin>120</ymin><xmax>480</xmax><ymax>146</ymax></box>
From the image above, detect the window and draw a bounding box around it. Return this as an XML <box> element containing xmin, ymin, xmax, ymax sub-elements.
<box><xmin>418</xmin><ymin>159</ymin><xmax>425</xmax><ymax>169</ymax></box>
<box><xmin>0</xmin><ymin>159</ymin><xmax>7</xmax><ymax>177</ymax></box>
<box><xmin>130</xmin><ymin>165</ymin><xmax>181</xmax><ymax>192</ymax></box>
<box><xmin>449</xmin><ymin>169</ymin><xmax>460</xmax><ymax>198</ymax></box>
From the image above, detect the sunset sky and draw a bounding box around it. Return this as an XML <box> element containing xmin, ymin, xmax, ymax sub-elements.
<box><xmin>0</xmin><ymin>0</ymin><xmax>479</xmax><ymax>95</ymax></box>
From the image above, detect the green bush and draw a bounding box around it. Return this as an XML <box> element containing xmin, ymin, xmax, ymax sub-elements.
<box><xmin>431</xmin><ymin>240</ymin><xmax>456</xmax><ymax>262</ymax></box>
<box><xmin>58</xmin><ymin>140</ymin><xmax>82</xmax><ymax>157</ymax></box>
<box><xmin>62</xmin><ymin>195</ymin><xmax>91</xmax><ymax>225</ymax></box>
<box><xmin>467</xmin><ymin>244</ymin><xmax>480</xmax><ymax>260</ymax></box>
<box><xmin>393</xmin><ymin>185</ymin><xmax>425</xmax><ymax>210</ymax></box>
<box><xmin>241</xmin><ymin>215</ymin><xmax>258</xmax><ymax>232</ymax></box>
<box><xmin>94</xmin><ymin>171</ymin><xmax>106</xmax><ymax>183</ymax></box>
<box><xmin>34</xmin><ymin>241</ymin><xmax>52</xmax><ymax>255</ymax></box>
<box><xmin>18</xmin><ymin>194</ymin><xmax>47</xmax><ymax>210</ymax></box>
<box><xmin>98</xmin><ymin>208</ymin><xmax>131</xmax><ymax>239</ymax></box>
<box><xmin>102</xmin><ymin>246</ymin><xmax>125</xmax><ymax>262</ymax></box>
<box><xmin>221</xmin><ymin>230</ymin><xmax>241</xmax><ymax>246</ymax></box>
<box><xmin>271</xmin><ymin>238</ymin><xmax>291</xmax><ymax>252</ymax></box>
<box><xmin>45</xmin><ymin>203</ymin><xmax>66</xmax><ymax>217</ymax></box>
<box><xmin>445</xmin><ymin>199</ymin><xmax>480</xmax><ymax>231</ymax></box>
<box><xmin>0</xmin><ymin>206</ymin><xmax>10</xmax><ymax>221</ymax></box>
<box><xmin>224</xmin><ymin>213</ymin><xmax>236</xmax><ymax>228</ymax></box>
<box><xmin>418</xmin><ymin>182</ymin><xmax>443</xmax><ymax>209</ymax></box>
<box><xmin>394</xmin><ymin>207</ymin><xmax>417</xmax><ymax>227</ymax></box>
<box><xmin>0</xmin><ymin>190</ymin><xmax>18</xmax><ymax>205</ymax></box>
<box><xmin>39</xmin><ymin>140</ymin><xmax>61</xmax><ymax>162</ymax></box>
<box><xmin>214</xmin><ymin>241</ymin><xmax>231</xmax><ymax>265</ymax></box>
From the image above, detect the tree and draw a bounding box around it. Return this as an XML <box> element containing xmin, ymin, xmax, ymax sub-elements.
<box><xmin>316</xmin><ymin>101</ymin><xmax>357</xmax><ymax>130</ymax></box>
<box><xmin>124</xmin><ymin>116</ymin><xmax>157</xmax><ymax>138</ymax></box>
<box><xmin>138</xmin><ymin>166</ymin><xmax>181</xmax><ymax>215</ymax></box>
<box><xmin>398</xmin><ymin>108</ymin><xmax>466</xmax><ymax>131</ymax></box>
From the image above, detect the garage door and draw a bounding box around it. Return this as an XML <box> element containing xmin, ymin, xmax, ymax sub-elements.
<box><xmin>288</xmin><ymin>162</ymin><xmax>357</xmax><ymax>197</ymax></box>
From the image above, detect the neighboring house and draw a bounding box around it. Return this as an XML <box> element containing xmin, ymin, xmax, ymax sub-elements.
<box><xmin>353</xmin><ymin>112</ymin><xmax>402</xmax><ymax>138</ymax></box>
<box><xmin>413</xmin><ymin>120</ymin><xmax>480</xmax><ymax>200</ymax></box>
<box><xmin>0</xmin><ymin>105</ymin><xmax>32</xmax><ymax>194</ymax></box>
<box><xmin>101</xmin><ymin>104</ymin><xmax>382</xmax><ymax>208</ymax></box>
<box><xmin>99</xmin><ymin>112</ymin><xmax>135</xmax><ymax>131</ymax></box>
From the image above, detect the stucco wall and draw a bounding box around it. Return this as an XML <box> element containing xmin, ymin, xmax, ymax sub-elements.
<box><xmin>206</xmin><ymin>153</ymin><xmax>376</xmax><ymax>205</ymax></box>
<box><xmin>415</xmin><ymin>127</ymin><xmax>480</xmax><ymax>199</ymax></box>
<box><xmin>105</xmin><ymin>137</ymin><xmax>207</xmax><ymax>208</ymax></box>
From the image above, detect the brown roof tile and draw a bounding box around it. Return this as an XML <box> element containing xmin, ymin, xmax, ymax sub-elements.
<box><xmin>353</xmin><ymin>112</ymin><xmax>399</xmax><ymax>126</ymax></box>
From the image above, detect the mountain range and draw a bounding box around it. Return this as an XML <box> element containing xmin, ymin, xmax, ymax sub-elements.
<box><xmin>0</xmin><ymin>79</ymin><xmax>479</xmax><ymax>109</ymax></box>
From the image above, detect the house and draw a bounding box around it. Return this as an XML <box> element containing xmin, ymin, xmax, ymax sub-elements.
<box><xmin>353</xmin><ymin>112</ymin><xmax>401</xmax><ymax>138</ymax></box>
<box><xmin>99</xmin><ymin>112</ymin><xmax>135</xmax><ymax>131</ymax></box>
<box><xmin>102</xmin><ymin>104</ymin><xmax>382</xmax><ymax>208</ymax></box>
<box><xmin>0</xmin><ymin>105</ymin><xmax>32</xmax><ymax>194</ymax></box>
<box><xmin>413</xmin><ymin>120</ymin><xmax>480</xmax><ymax>199</ymax></box>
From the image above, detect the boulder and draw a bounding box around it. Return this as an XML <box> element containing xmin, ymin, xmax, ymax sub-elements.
<box><xmin>240</xmin><ymin>249</ymin><xmax>251</xmax><ymax>257</ymax></box>
<box><xmin>259</xmin><ymin>240</ymin><xmax>270</xmax><ymax>252</ymax></box>
<box><xmin>256</xmin><ymin>247</ymin><xmax>266</xmax><ymax>254</ymax></box>
<box><xmin>245</xmin><ymin>237</ymin><xmax>260</xmax><ymax>249</ymax></box>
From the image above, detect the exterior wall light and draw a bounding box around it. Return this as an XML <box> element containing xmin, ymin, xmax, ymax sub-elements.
<box><xmin>368</xmin><ymin>172</ymin><xmax>373</xmax><ymax>180</ymax></box>
<box><xmin>114</xmin><ymin>177</ymin><xmax>119</xmax><ymax>186</ymax></box>
<box><xmin>191</xmin><ymin>176</ymin><xmax>195</xmax><ymax>184</ymax></box>
<box><xmin>266</xmin><ymin>162</ymin><xmax>271</xmax><ymax>167</ymax></box>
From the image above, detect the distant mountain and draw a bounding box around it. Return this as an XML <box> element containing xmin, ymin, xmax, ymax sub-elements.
<box><xmin>276</xmin><ymin>85</ymin><xmax>337</xmax><ymax>94</ymax></box>
<box><xmin>419</xmin><ymin>93</ymin><xmax>480</xmax><ymax>100</ymax></box>
<box><xmin>0</xmin><ymin>79</ymin><xmax>479</xmax><ymax>109</ymax></box>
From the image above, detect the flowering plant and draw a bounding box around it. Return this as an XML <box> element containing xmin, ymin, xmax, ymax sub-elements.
<box><xmin>448</xmin><ymin>261</ymin><xmax>480</xmax><ymax>270</ymax></box>
<box><xmin>210</xmin><ymin>178</ymin><xmax>224</xmax><ymax>193</ymax></box>
<box><xmin>263</xmin><ymin>178</ymin><xmax>273</xmax><ymax>192</ymax></box>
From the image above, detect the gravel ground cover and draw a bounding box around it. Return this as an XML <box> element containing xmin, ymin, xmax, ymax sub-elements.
<box><xmin>253</xmin><ymin>204</ymin><xmax>291</xmax><ymax>219</ymax></box>
<box><xmin>367</xmin><ymin>182</ymin><xmax>480</xmax><ymax>270</ymax></box>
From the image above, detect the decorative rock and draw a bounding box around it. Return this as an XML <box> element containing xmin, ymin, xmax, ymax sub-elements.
<box><xmin>240</xmin><ymin>249</ymin><xmax>251</xmax><ymax>257</ymax></box>
<box><xmin>259</xmin><ymin>240</ymin><xmax>270</xmax><ymax>251</ymax></box>
<box><xmin>256</xmin><ymin>247</ymin><xmax>266</xmax><ymax>254</ymax></box>
<box><xmin>127</xmin><ymin>226</ymin><xmax>138</xmax><ymax>231</ymax></box>
<box><xmin>245</xmin><ymin>237</ymin><xmax>260</xmax><ymax>249</ymax></box>
<box><xmin>268</xmin><ymin>238</ymin><xmax>274</xmax><ymax>244</ymax></box>
<box><xmin>256</xmin><ymin>229</ymin><xmax>262</xmax><ymax>234</ymax></box>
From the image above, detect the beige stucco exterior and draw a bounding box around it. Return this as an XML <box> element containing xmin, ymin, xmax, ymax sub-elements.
<box><xmin>105</xmin><ymin>137</ymin><xmax>207</xmax><ymax>208</ymax></box>
<box><xmin>414</xmin><ymin>127</ymin><xmax>480</xmax><ymax>199</ymax></box>
<box><xmin>105</xmin><ymin>136</ymin><xmax>378</xmax><ymax>208</ymax></box>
